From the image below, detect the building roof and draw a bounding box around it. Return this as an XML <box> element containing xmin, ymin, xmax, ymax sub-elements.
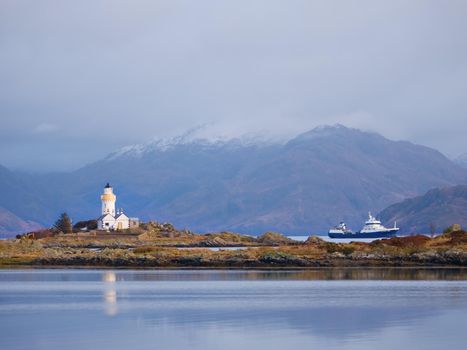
<box><xmin>98</xmin><ymin>213</ymin><xmax>115</xmax><ymax>221</ymax></box>
<box><xmin>115</xmin><ymin>212</ymin><xmax>129</xmax><ymax>220</ymax></box>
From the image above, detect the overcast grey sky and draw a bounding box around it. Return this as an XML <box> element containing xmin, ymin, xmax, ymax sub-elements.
<box><xmin>1</xmin><ymin>0</ymin><xmax>467</xmax><ymax>171</ymax></box>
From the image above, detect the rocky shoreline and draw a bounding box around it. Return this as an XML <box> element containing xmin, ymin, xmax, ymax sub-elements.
<box><xmin>1</xmin><ymin>226</ymin><xmax>466</xmax><ymax>268</ymax></box>
<box><xmin>24</xmin><ymin>250</ymin><xmax>466</xmax><ymax>268</ymax></box>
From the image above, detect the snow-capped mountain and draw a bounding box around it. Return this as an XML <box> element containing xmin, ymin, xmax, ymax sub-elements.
<box><xmin>106</xmin><ymin>125</ymin><xmax>281</xmax><ymax>161</ymax></box>
<box><xmin>1</xmin><ymin>125</ymin><xmax>467</xmax><ymax>235</ymax></box>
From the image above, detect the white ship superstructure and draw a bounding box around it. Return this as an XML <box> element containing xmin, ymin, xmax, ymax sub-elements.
<box><xmin>328</xmin><ymin>222</ymin><xmax>353</xmax><ymax>235</ymax></box>
<box><xmin>328</xmin><ymin>212</ymin><xmax>399</xmax><ymax>239</ymax></box>
<box><xmin>359</xmin><ymin>213</ymin><xmax>398</xmax><ymax>234</ymax></box>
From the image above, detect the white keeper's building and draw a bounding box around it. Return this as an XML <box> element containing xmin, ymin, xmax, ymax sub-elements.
<box><xmin>97</xmin><ymin>183</ymin><xmax>139</xmax><ymax>231</ymax></box>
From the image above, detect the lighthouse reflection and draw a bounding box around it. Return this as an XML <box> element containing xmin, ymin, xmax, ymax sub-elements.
<box><xmin>102</xmin><ymin>272</ymin><xmax>118</xmax><ymax>316</ymax></box>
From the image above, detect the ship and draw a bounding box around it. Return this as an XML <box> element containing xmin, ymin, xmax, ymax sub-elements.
<box><xmin>328</xmin><ymin>212</ymin><xmax>399</xmax><ymax>239</ymax></box>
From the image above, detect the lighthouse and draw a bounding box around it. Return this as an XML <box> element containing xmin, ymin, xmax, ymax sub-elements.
<box><xmin>101</xmin><ymin>183</ymin><xmax>116</xmax><ymax>216</ymax></box>
<box><xmin>97</xmin><ymin>183</ymin><xmax>139</xmax><ymax>231</ymax></box>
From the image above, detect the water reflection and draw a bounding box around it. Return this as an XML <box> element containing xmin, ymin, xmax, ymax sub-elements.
<box><xmin>0</xmin><ymin>269</ymin><xmax>466</xmax><ymax>350</ymax></box>
<box><xmin>0</xmin><ymin>268</ymin><xmax>465</xmax><ymax>282</ymax></box>
<box><xmin>103</xmin><ymin>271</ymin><xmax>116</xmax><ymax>283</ymax></box>
<box><xmin>103</xmin><ymin>272</ymin><xmax>118</xmax><ymax>316</ymax></box>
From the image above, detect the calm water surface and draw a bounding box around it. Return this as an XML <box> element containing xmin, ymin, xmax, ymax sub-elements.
<box><xmin>0</xmin><ymin>269</ymin><xmax>466</xmax><ymax>350</ymax></box>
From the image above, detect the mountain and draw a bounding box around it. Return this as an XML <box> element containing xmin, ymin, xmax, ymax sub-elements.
<box><xmin>1</xmin><ymin>125</ymin><xmax>466</xmax><ymax>235</ymax></box>
<box><xmin>0</xmin><ymin>207</ymin><xmax>43</xmax><ymax>237</ymax></box>
<box><xmin>0</xmin><ymin>164</ymin><xmax>53</xmax><ymax>224</ymax></box>
<box><xmin>378</xmin><ymin>185</ymin><xmax>467</xmax><ymax>234</ymax></box>
<box><xmin>454</xmin><ymin>153</ymin><xmax>467</xmax><ymax>169</ymax></box>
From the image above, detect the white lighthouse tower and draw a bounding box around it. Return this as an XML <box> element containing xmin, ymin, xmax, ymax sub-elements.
<box><xmin>101</xmin><ymin>183</ymin><xmax>116</xmax><ymax>216</ymax></box>
<box><xmin>97</xmin><ymin>183</ymin><xmax>139</xmax><ymax>231</ymax></box>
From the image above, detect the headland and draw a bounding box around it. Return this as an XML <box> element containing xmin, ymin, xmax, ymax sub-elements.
<box><xmin>1</xmin><ymin>221</ymin><xmax>466</xmax><ymax>268</ymax></box>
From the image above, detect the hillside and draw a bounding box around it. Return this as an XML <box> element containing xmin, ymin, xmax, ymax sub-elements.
<box><xmin>0</xmin><ymin>207</ymin><xmax>42</xmax><ymax>237</ymax></box>
<box><xmin>0</xmin><ymin>165</ymin><xmax>52</xmax><ymax>227</ymax></box>
<box><xmin>379</xmin><ymin>185</ymin><xmax>467</xmax><ymax>234</ymax></box>
<box><xmin>455</xmin><ymin>153</ymin><xmax>467</xmax><ymax>169</ymax></box>
<box><xmin>1</xmin><ymin>125</ymin><xmax>467</xmax><ymax>235</ymax></box>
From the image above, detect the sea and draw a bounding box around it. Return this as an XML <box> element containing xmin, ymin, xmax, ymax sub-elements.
<box><xmin>0</xmin><ymin>269</ymin><xmax>466</xmax><ymax>350</ymax></box>
<box><xmin>288</xmin><ymin>235</ymin><xmax>379</xmax><ymax>243</ymax></box>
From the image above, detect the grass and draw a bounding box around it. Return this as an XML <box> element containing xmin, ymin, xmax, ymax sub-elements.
<box><xmin>1</xmin><ymin>231</ymin><xmax>466</xmax><ymax>268</ymax></box>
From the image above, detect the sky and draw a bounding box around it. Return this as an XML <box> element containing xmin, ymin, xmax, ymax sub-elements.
<box><xmin>1</xmin><ymin>0</ymin><xmax>467</xmax><ymax>171</ymax></box>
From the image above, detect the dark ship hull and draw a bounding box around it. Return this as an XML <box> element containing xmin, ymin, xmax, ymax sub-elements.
<box><xmin>328</xmin><ymin>228</ymin><xmax>399</xmax><ymax>239</ymax></box>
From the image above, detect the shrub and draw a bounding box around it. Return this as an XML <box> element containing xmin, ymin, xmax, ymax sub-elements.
<box><xmin>341</xmin><ymin>245</ymin><xmax>356</xmax><ymax>256</ymax></box>
<box><xmin>443</xmin><ymin>224</ymin><xmax>462</xmax><ymax>234</ymax></box>
<box><xmin>73</xmin><ymin>220</ymin><xmax>97</xmax><ymax>231</ymax></box>
<box><xmin>371</xmin><ymin>235</ymin><xmax>430</xmax><ymax>248</ymax></box>
<box><xmin>53</xmin><ymin>213</ymin><xmax>73</xmax><ymax>234</ymax></box>
<box><xmin>257</xmin><ymin>232</ymin><xmax>292</xmax><ymax>245</ymax></box>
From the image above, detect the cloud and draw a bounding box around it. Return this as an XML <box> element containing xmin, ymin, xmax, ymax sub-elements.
<box><xmin>0</xmin><ymin>0</ymin><xmax>467</xmax><ymax>170</ymax></box>
<box><xmin>33</xmin><ymin>123</ymin><xmax>59</xmax><ymax>134</ymax></box>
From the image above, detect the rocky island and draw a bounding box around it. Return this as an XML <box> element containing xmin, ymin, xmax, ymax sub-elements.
<box><xmin>1</xmin><ymin>221</ymin><xmax>466</xmax><ymax>268</ymax></box>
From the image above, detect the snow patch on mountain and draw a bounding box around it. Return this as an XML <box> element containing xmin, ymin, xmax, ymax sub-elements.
<box><xmin>105</xmin><ymin>125</ymin><xmax>282</xmax><ymax>161</ymax></box>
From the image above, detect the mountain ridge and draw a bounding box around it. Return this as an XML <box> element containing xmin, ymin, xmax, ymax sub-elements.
<box><xmin>0</xmin><ymin>207</ymin><xmax>43</xmax><ymax>237</ymax></box>
<box><xmin>454</xmin><ymin>152</ymin><xmax>467</xmax><ymax>169</ymax></box>
<box><xmin>105</xmin><ymin>125</ymin><xmax>281</xmax><ymax>161</ymax></box>
<box><xmin>379</xmin><ymin>185</ymin><xmax>467</xmax><ymax>234</ymax></box>
<box><xmin>1</xmin><ymin>125</ymin><xmax>466</xmax><ymax>235</ymax></box>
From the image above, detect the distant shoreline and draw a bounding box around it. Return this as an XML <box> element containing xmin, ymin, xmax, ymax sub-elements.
<box><xmin>1</xmin><ymin>265</ymin><xmax>466</xmax><ymax>270</ymax></box>
<box><xmin>1</xmin><ymin>227</ymin><xmax>466</xmax><ymax>268</ymax></box>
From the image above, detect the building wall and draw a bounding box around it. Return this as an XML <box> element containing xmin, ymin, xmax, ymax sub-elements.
<box><xmin>98</xmin><ymin>217</ymin><xmax>116</xmax><ymax>230</ymax></box>
<box><xmin>113</xmin><ymin>213</ymin><xmax>130</xmax><ymax>230</ymax></box>
<box><xmin>98</xmin><ymin>216</ymin><xmax>138</xmax><ymax>231</ymax></box>
<box><xmin>115</xmin><ymin>217</ymin><xmax>130</xmax><ymax>230</ymax></box>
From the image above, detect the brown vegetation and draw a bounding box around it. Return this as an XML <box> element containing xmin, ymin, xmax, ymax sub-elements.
<box><xmin>1</xmin><ymin>229</ymin><xmax>466</xmax><ymax>268</ymax></box>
